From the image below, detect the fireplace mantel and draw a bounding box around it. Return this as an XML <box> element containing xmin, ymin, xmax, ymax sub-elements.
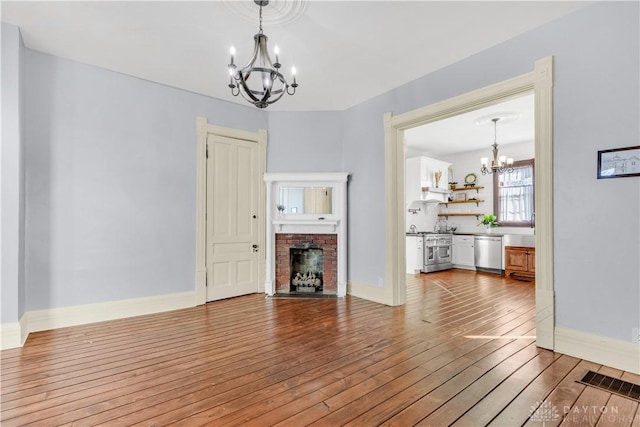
<box><xmin>264</xmin><ymin>172</ymin><xmax>350</xmax><ymax>296</ymax></box>
<box><xmin>272</xmin><ymin>219</ymin><xmax>340</xmax><ymax>233</ymax></box>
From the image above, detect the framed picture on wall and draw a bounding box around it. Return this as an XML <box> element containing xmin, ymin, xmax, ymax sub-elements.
<box><xmin>597</xmin><ymin>145</ymin><xmax>640</xmax><ymax>179</ymax></box>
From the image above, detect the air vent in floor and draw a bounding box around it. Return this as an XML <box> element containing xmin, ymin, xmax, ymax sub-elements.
<box><xmin>578</xmin><ymin>370</ymin><xmax>640</xmax><ymax>402</ymax></box>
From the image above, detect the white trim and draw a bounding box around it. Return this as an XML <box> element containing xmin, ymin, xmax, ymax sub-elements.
<box><xmin>0</xmin><ymin>292</ymin><xmax>196</xmax><ymax>350</ymax></box>
<box><xmin>27</xmin><ymin>291</ymin><xmax>196</xmax><ymax>334</ymax></box>
<box><xmin>348</xmin><ymin>281</ymin><xmax>392</xmax><ymax>306</ymax></box>
<box><xmin>532</xmin><ymin>56</ymin><xmax>555</xmax><ymax>350</ymax></box>
<box><xmin>555</xmin><ymin>327</ymin><xmax>640</xmax><ymax>375</ymax></box>
<box><xmin>195</xmin><ymin>117</ymin><xmax>208</xmax><ymax>305</ymax></box>
<box><xmin>272</xmin><ymin>220</ymin><xmax>340</xmax><ymax>234</ymax></box>
<box><xmin>0</xmin><ymin>322</ymin><xmax>22</xmax><ymax>350</ymax></box>
<box><xmin>0</xmin><ymin>313</ymin><xmax>28</xmax><ymax>350</ymax></box>
<box><xmin>195</xmin><ymin>118</ymin><xmax>267</xmax><ymax>304</ymax></box>
<box><xmin>384</xmin><ymin>56</ymin><xmax>555</xmax><ymax>349</ymax></box>
<box><xmin>257</xmin><ymin>129</ymin><xmax>268</xmax><ymax>293</ymax></box>
<box><xmin>264</xmin><ymin>172</ymin><xmax>349</xmax><ymax>183</ymax></box>
<box><xmin>383</xmin><ymin>113</ymin><xmax>406</xmax><ymax>306</ymax></box>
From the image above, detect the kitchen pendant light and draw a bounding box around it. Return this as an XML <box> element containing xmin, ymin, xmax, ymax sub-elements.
<box><xmin>480</xmin><ymin>118</ymin><xmax>514</xmax><ymax>175</ymax></box>
<box><xmin>227</xmin><ymin>0</ymin><xmax>298</xmax><ymax>109</ymax></box>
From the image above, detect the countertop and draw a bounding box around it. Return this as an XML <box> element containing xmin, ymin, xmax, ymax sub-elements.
<box><xmin>455</xmin><ymin>233</ymin><xmax>536</xmax><ymax>247</ymax></box>
<box><xmin>453</xmin><ymin>232</ymin><xmax>506</xmax><ymax>237</ymax></box>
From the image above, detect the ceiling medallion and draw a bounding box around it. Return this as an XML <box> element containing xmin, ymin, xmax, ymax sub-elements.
<box><xmin>222</xmin><ymin>0</ymin><xmax>307</xmax><ymax>26</ymax></box>
<box><xmin>474</xmin><ymin>112</ymin><xmax>520</xmax><ymax>127</ymax></box>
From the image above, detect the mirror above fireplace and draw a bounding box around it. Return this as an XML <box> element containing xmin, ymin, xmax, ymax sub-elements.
<box><xmin>278</xmin><ymin>187</ymin><xmax>332</xmax><ymax>215</ymax></box>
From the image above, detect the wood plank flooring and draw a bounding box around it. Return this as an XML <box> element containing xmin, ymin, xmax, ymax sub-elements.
<box><xmin>2</xmin><ymin>270</ymin><xmax>639</xmax><ymax>426</ymax></box>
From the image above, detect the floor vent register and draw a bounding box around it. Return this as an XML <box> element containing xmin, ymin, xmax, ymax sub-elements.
<box><xmin>578</xmin><ymin>370</ymin><xmax>640</xmax><ymax>402</ymax></box>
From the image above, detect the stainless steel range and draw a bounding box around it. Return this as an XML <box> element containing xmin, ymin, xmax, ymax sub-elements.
<box><xmin>421</xmin><ymin>232</ymin><xmax>453</xmax><ymax>273</ymax></box>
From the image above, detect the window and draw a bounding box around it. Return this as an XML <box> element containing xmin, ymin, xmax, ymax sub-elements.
<box><xmin>493</xmin><ymin>159</ymin><xmax>534</xmax><ymax>227</ymax></box>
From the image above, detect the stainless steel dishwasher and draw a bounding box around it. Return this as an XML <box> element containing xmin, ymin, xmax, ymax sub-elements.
<box><xmin>474</xmin><ymin>236</ymin><xmax>502</xmax><ymax>273</ymax></box>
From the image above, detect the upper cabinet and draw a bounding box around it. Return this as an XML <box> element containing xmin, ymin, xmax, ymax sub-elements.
<box><xmin>406</xmin><ymin>156</ymin><xmax>452</xmax><ymax>205</ymax></box>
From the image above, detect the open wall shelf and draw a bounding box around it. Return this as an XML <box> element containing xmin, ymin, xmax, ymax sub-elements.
<box><xmin>440</xmin><ymin>199</ymin><xmax>484</xmax><ymax>207</ymax></box>
<box><xmin>450</xmin><ymin>186</ymin><xmax>484</xmax><ymax>193</ymax></box>
<box><xmin>437</xmin><ymin>213</ymin><xmax>484</xmax><ymax>219</ymax></box>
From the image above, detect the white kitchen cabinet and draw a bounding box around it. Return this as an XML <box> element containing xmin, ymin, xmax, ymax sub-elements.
<box><xmin>452</xmin><ymin>234</ymin><xmax>475</xmax><ymax>270</ymax></box>
<box><xmin>406</xmin><ymin>235</ymin><xmax>424</xmax><ymax>274</ymax></box>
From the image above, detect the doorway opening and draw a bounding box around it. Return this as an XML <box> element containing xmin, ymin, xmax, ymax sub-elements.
<box><xmin>384</xmin><ymin>56</ymin><xmax>555</xmax><ymax>349</ymax></box>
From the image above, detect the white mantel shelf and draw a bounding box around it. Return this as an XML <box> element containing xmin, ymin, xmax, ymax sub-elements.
<box><xmin>264</xmin><ymin>172</ymin><xmax>350</xmax><ymax>297</ymax></box>
<box><xmin>273</xmin><ymin>219</ymin><xmax>340</xmax><ymax>233</ymax></box>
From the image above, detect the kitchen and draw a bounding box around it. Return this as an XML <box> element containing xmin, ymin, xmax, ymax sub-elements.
<box><xmin>404</xmin><ymin>94</ymin><xmax>536</xmax><ymax>279</ymax></box>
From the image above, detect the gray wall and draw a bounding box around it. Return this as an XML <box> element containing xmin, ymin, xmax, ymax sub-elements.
<box><xmin>3</xmin><ymin>2</ymin><xmax>638</xmax><ymax>346</ymax></box>
<box><xmin>337</xmin><ymin>1</ymin><xmax>639</xmax><ymax>342</ymax></box>
<box><xmin>24</xmin><ymin>50</ymin><xmax>266</xmax><ymax>311</ymax></box>
<box><xmin>269</xmin><ymin>2</ymin><xmax>640</xmax><ymax>341</ymax></box>
<box><xmin>266</xmin><ymin>111</ymin><xmax>344</xmax><ymax>172</ymax></box>
<box><xmin>1</xmin><ymin>23</ymin><xmax>26</xmax><ymax>323</ymax></box>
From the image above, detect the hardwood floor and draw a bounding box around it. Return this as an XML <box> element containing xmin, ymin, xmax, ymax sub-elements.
<box><xmin>2</xmin><ymin>270</ymin><xmax>639</xmax><ymax>426</ymax></box>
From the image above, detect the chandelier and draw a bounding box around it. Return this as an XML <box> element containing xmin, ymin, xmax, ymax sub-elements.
<box><xmin>480</xmin><ymin>118</ymin><xmax>514</xmax><ymax>175</ymax></box>
<box><xmin>227</xmin><ymin>0</ymin><xmax>298</xmax><ymax>109</ymax></box>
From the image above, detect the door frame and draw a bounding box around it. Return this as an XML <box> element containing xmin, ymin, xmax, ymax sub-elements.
<box><xmin>195</xmin><ymin>117</ymin><xmax>267</xmax><ymax>305</ymax></box>
<box><xmin>384</xmin><ymin>56</ymin><xmax>555</xmax><ymax>349</ymax></box>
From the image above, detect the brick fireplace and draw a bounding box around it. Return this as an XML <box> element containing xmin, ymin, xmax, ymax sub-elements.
<box><xmin>275</xmin><ymin>234</ymin><xmax>338</xmax><ymax>294</ymax></box>
<box><xmin>264</xmin><ymin>172</ymin><xmax>349</xmax><ymax>297</ymax></box>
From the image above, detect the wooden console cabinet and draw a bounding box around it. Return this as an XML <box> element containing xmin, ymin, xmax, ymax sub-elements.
<box><xmin>505</xmin><ymin>246</ymin><xmax>535</xmax><ymax>279</ymax></box>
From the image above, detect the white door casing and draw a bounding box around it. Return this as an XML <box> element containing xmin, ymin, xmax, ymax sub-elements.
<box><xmin>384</xmin><ymin>56</ymin><xmax>555</xmax><ymax>349</ymax></box>
<box><xmin>195</xmin><ymin>118</ymin><xmax>266</xmax><ymax>304</ymax></box>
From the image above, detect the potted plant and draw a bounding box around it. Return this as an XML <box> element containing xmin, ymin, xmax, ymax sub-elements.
<box><xmin>478</xmin><ymin>214</ymin><xmax>499</xmax><ymax>233</ymax></box>
<box><xmin>276</xmin><ymin>204</ymin><xmax>285</xmax><ymax>218</ymax></box>
<box><xmin>449</xmin><ymin>181</ymin><xmax>458</xmax><ymax>190</ymax></box>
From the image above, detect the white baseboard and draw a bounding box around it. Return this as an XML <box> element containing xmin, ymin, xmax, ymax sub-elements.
<box><xmin>0</xmin><ymin>313</ymin><xmax>28</xmax><ymax>350</ymax></box>
<box><xmin>555</xmin><ymin>326</ymin><xmax>640</xmax><ymax>375</ymax></box>
<box><xmin>347</xmin><ymin>280</ymin><xmax>392</xmax><ymax>305</ymax></box>
<box><xmin>535</xmin><ymin>288</ymin><xmax>555</xmax><ymax>350</ymax></box>
<box><xmin>1</xmin><ymin>291</ymin><xmax>196</xmax><ymax>350</ymax></box>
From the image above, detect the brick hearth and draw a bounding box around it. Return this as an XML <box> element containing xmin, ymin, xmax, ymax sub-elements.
<box><xmin>275</xmin><ymin>234</ymin><xmax>338</xmax><ymax>293</ymax></box>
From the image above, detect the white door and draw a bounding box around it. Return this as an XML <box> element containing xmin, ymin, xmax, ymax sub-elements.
<box><xmin>206</xmin><ymin>133</ymin><xmax>259</xmax><ymax>301</ymax></box>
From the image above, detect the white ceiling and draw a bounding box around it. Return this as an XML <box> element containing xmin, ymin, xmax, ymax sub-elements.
<box><xmin>1</xmin><ymin>1</ymin><xmax>589</xmax><ymax>112</ymax></box>
<box><xmin>405</xmin><ymin>93</ymin><xmax>535</xmax><ymax>158</ymax></box>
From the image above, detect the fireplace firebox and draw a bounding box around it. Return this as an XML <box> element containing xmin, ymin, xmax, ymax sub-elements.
<box><xmin>275</xmin><ymin>234</ymin><xmax>337</xmax><ymax>294</ymax></box>
<box><xmin>290</xmin><ymin>245</ymin><xmax>323</xmax><ymax>292</ymax></box>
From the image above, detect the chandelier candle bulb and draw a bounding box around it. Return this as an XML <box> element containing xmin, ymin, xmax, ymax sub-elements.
<box><xmin>229</xmin><ymin>46</ymin><xmax>235</xmax><ymax>65</ymax></box>
<box><xmin>226</xmin><ymin>0</ymin><xmax>298</xmax><ymax>108</ymax></box>
<box><xmin>480</xmin><ymin>117</ymin><xmax>515</xmax><ymax>175</ymax></box>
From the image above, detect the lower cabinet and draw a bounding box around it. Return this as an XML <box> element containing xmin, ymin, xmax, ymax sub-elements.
<box><xmin>505</xmin><ymin>246</ymin><xmax>535</xmax><ymax>278</ymax></box>
<box><xmin>452</xmin><ymin>235</ymin><xmax>475</xmax><ymax>270</ymax></box>
<box><xmin>406</xmin><ymin>235</ymin><xmax>424</xmax><ymax>274</ymax></box>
